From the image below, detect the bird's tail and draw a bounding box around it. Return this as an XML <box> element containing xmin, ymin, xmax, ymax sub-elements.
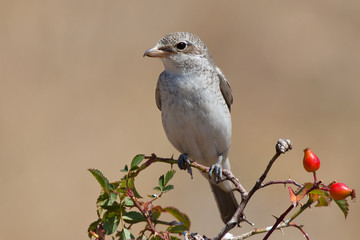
<box><xmin>211</xmin><ymin>183</ymin><xmax>239</xmax><ymax>223</ymax></box>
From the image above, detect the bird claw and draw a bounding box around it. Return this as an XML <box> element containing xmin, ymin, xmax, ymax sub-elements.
<box><xmin>178</xmin><ymin>153</ymin><xmax>193</xmax><ymax>179</ymax></box>
<box><xmin>209</xmin><ymin>155</ymin><xmax>223</xmax><ymax>182</ymax></box>
<box><xmin>209</xmin><ymin>163</ymin><xmax>223</xmax><ymax>182</ymax></box>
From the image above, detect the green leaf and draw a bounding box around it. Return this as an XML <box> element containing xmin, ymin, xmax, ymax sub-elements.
<box><xmin>335</xmin><ymin>199</ymin><xmax>349</xmax><ymax>218</ymax></box>
<box><xmin>170</xmin><ymin>236</ymin><xmax>181</xmax><ymax>240</ymax></box>
<box><xmin>163</xmin><ymin>207</ymin><xmax>190</xmax><ymax>230</ymax></box>
<box><xmin>167</xmin><ymin>224</ymin><xmax>187</xmax><ymax>233</ymax></box>
<box><xmin>131</xmin><ymin>154</ymin><xmax>145</xmax><ymax>171</ymax></box>
<box><xmin>156</xmin><ymin>171</ymin><xmax>175</xmax><ymax>192</ymax></box>
<box><xmin>309</xmin><ymin>189</ymin><xmax>330</xmax><ymax>207</ymax></box>
<box><xmin>120</xmin><ymin>177</ymin><xmax>142</xmax><ymax>198</ymax></box>
<box><xmin>127</xmin><ymin>177</ymin><xmax>142</xmax><ymax>198</ymax></box>
<box><xmin>158</xmin><ymin>175</ymin><xmax>165</xmax><ymax>189</ymax></box>
<box><xmin>103</xmin><ymin>215</ymin><xmax>120</xmax><ymax>235</ymax></box>
<box><xmin>152</xmin><ymin>209</ymin><xmax>161</xmax><ymax>220</ymax></box>
<box><xmin>153</xmin><ymin>186</ymin><xmax>162</xmax><ymax>192</ymax></box>
<box><xmin>119</xmin><ymin>178</ymin><xmax>127</xmax><ymax>190</ymax></box>
<box><xmin>97</xmin><ymin>190</ymin><xmax>109</xmax><ymax>204</ymax></box>
<box><xmin>135</xmin><ymin>235</ymin><xmax>147</xmax><ymax>240</ymax></box>
<box><xmin>96</xmin><ymin>191</ymin><xmax>109</xmax><ymax>216</ymax></box>
<box><xmin>89</xmin><ymin>169</ymin><xmax>110</xmax><ymax>193</ymax></box>
<box><xmin>98</xmin><ymin>198</ymin><xmax>111</xmax><ymax>209</ymax></box>
<box><xmin>124</xmin><ymin>228</ymin><xmax>133</xmax><ymax>240</ymax></box>
<box><xmin>120</xmin><ymin>228</ymin><xmax>134</xmax><ymax>240</ymax></box>
<box><xmin>120</xmin><ymin>165</ymin><xmax>129</xmax><ymax>172</ymax></box>
<box><xmin>303</xmin><ymin>182</ymin><xmax>314</xmax><ymax>191</ymax></box>
<box><xmin>123</xmin><ymin>197</ymin><xmax>134</xmax><ymax>207</ymax></box>
<box><xmin>111</xmin><ymin>181</ymin><xmax>120</xmax><ymax>189</ymax></box>
<box><xmin>122</xmin><ymin>211</ymin><xmax>146</xmax><ymax>223</ymax></box>
<box><xmin>316</xmin><ymin>195</ymin><xmax>330</xmax><ymax>207</ymax></box>
<box><xmin>120</xmin><ymin>229</ymin><xmax>126</xmax><ymax>240</ymax></box>
<box><xmin>309</xmin><ymin>189</ymin><xmax>324</xmax><ymax>195</ymax></box>
<box><xmin>101</xmin><ymin>201</ymin><xmax>122</xmax><ymax>212</ymax></box>
<box><xmin>109</xmin><ymin>192</ymin><xmax>118</xmax><ymax>204</ymax></box>
<box><xmin>163</xmin><ymin>185</ymin><xmax>174</xmax><ymax>193</ymax></box>
<box><xmin>310</xmin><ymin>188</ymin><xmax>330</xmax><ymax>199</ymax></box>
<box><xmin>164</xmin><ymin>170</ymin><xmax>175</xmax><ymax>186</ymax></box>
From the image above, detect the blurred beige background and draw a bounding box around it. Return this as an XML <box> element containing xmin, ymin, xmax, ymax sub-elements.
<box><xmin>1</xmin><ymin>1</ymin><xmax>359</xmax><ymax>239</ymax></box>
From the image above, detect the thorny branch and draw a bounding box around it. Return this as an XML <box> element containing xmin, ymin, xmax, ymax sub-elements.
<box><xmin>127</xmin><ymin>187</ymin><xmax>167</xmax><ymax>239</ymax></box>
<box><xmin>145</xmin><ymin>139</ymin><xmax>296</xmax><ymax>240</ymax></box>
<box><xmin>260</xmin><ymin>179</ymin><xmax>303</xmax><ymax>189</ymax></box>
<box><xmin>263</xmin><ymin>171</ymin><xmax>323</xmax><ymax>240</ymax></box>
<box><xmin>213</xmin><ymin>139</ymin><xmax>293</xmax><ymax>240</ymax></box>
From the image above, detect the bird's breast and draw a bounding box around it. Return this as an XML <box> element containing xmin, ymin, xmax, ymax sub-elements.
<box><xmin>158</xmin><ymin>72</ymin><xmax>231</xmax><ymax>164</ymax></box>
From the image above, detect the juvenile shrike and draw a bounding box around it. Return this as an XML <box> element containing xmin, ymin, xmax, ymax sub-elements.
<box><xmin>144</xmin><ymin>32</ymin><xmax>237</xmax><ymax>223</ymax></box>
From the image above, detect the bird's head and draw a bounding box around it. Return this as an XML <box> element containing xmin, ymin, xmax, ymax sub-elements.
<box><xmin>144</xmin><ymin>32</ymin><xmax>214</xmax><ymax>73</ymax></box>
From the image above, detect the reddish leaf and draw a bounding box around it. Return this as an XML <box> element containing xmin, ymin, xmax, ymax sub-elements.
<box><xmin>288</xmin><ymin>187</ymin><xmax>297</xmax><ymax>206</ymax></box>
<box><xmin>288</xmin><ymin>187</ymin><xmax>307</xmax><ymax>206</ymax></box>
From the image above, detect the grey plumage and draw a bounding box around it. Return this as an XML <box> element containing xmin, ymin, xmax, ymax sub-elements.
<box><xmin>145</xmin><ymin>32</ymin><xmax>237</xmax><ymax>223</ymax></box>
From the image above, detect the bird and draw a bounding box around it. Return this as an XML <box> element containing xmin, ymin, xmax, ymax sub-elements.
<box><xmin>144</xmin><ymin>32</ymin><xmax>238</xmax><ymax>223</ymax></box>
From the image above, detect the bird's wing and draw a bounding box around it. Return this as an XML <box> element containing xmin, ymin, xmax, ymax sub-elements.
<box><xmin>155</xmin><ymin>77</ymin><xmax>162</xmax><ymax>111</ymax></box>
<box><xmin>217</xmin><ymin>67</ymin><xmax>233</xmax><ymax>111</ymax></box>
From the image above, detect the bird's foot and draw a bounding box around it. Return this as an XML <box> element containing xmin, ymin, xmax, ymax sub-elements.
<box><xmin>178</xmin><ymin>153</ymin><xmax>193</xmax><ymax>179</ymax></box>
<box><xmin>209</xmin><ymin>155</ymin><xmax>223</xmax><ymax>182</ymax></box>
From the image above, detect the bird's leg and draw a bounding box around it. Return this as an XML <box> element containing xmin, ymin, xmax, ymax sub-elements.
<box><xmin>209</xmin><ymin>155</ymin><xmax>223</xmax><ymax>182</ymax></box>
<box><xmin>178</xmin><ymin>153</ymin><xmax>193</xmax><ymax>179</ymax></box>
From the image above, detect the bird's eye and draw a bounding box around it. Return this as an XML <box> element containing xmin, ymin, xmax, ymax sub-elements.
<box><xmin>176</xmin><ymin>42</ymin><xmax>187</xmax><ymax>50</ymax></box>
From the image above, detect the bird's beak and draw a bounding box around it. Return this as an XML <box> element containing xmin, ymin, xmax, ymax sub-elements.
<box><xmin>143</xmin><ymin>47</ymin><xmax>170</xmax><ymax>58</ymax></box>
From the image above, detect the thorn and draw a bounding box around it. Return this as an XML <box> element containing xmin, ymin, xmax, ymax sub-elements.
<box><xmin>243</xmin><ymin>218</ymin><xmax>254</xmax><ymax>226</ymax></box>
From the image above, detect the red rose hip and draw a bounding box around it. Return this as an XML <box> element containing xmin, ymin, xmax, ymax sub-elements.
<box><xmin>303</xmin><ymin>148</ymin><xmax>320</xmax><ymax>172</ymax></box>
<box><xmin>330</xmin><ymin>182</ymin><xmax>356</xmax><ymax>200</ymax></box>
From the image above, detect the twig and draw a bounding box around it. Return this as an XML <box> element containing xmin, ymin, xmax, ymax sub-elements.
<box><xmin>127</xmin><ymin>188</ymin><xmax>167</xmax><ymax>239</ymax></box>
<box><xmin>144</xmin><ymin>155</ymin><xmax>250</xmax><ymax>199</ymax></box>
<box><xmin>222</xmin><ymin>169</ymin><xmax>248</xmax><ymax>199</ymax></box>
<box><xmin>230</xmin><ymin>221</ymin><xmax>300</xmax><ymax>240</ymax></box>
<box><xmin>231</xmin><ymin>199</ymin><xmax>312</xmax><ymax>240</ymax></box>
<box><xmin>213</xmin><ymin>139</ymin><xmax>293</xmax><ymax>240</ymax></box>
<box><xmin>288</xmin><ymin>223</ymin><xmax>309</xmax><ymax>240</ymax></box>
<box><xmin>260</xmin><ymin>179</ymin><xmax>303</xmax><ymax>189</ymax></box>
<box><xmin>263</xmin><ymin>205</ymin><xmax>294</xmax><ymax>240</ymax></box>
<box><xmin>263</xmin><ymin>178</ymin><xmax>320</xmax><ymax>239</ymax></box>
